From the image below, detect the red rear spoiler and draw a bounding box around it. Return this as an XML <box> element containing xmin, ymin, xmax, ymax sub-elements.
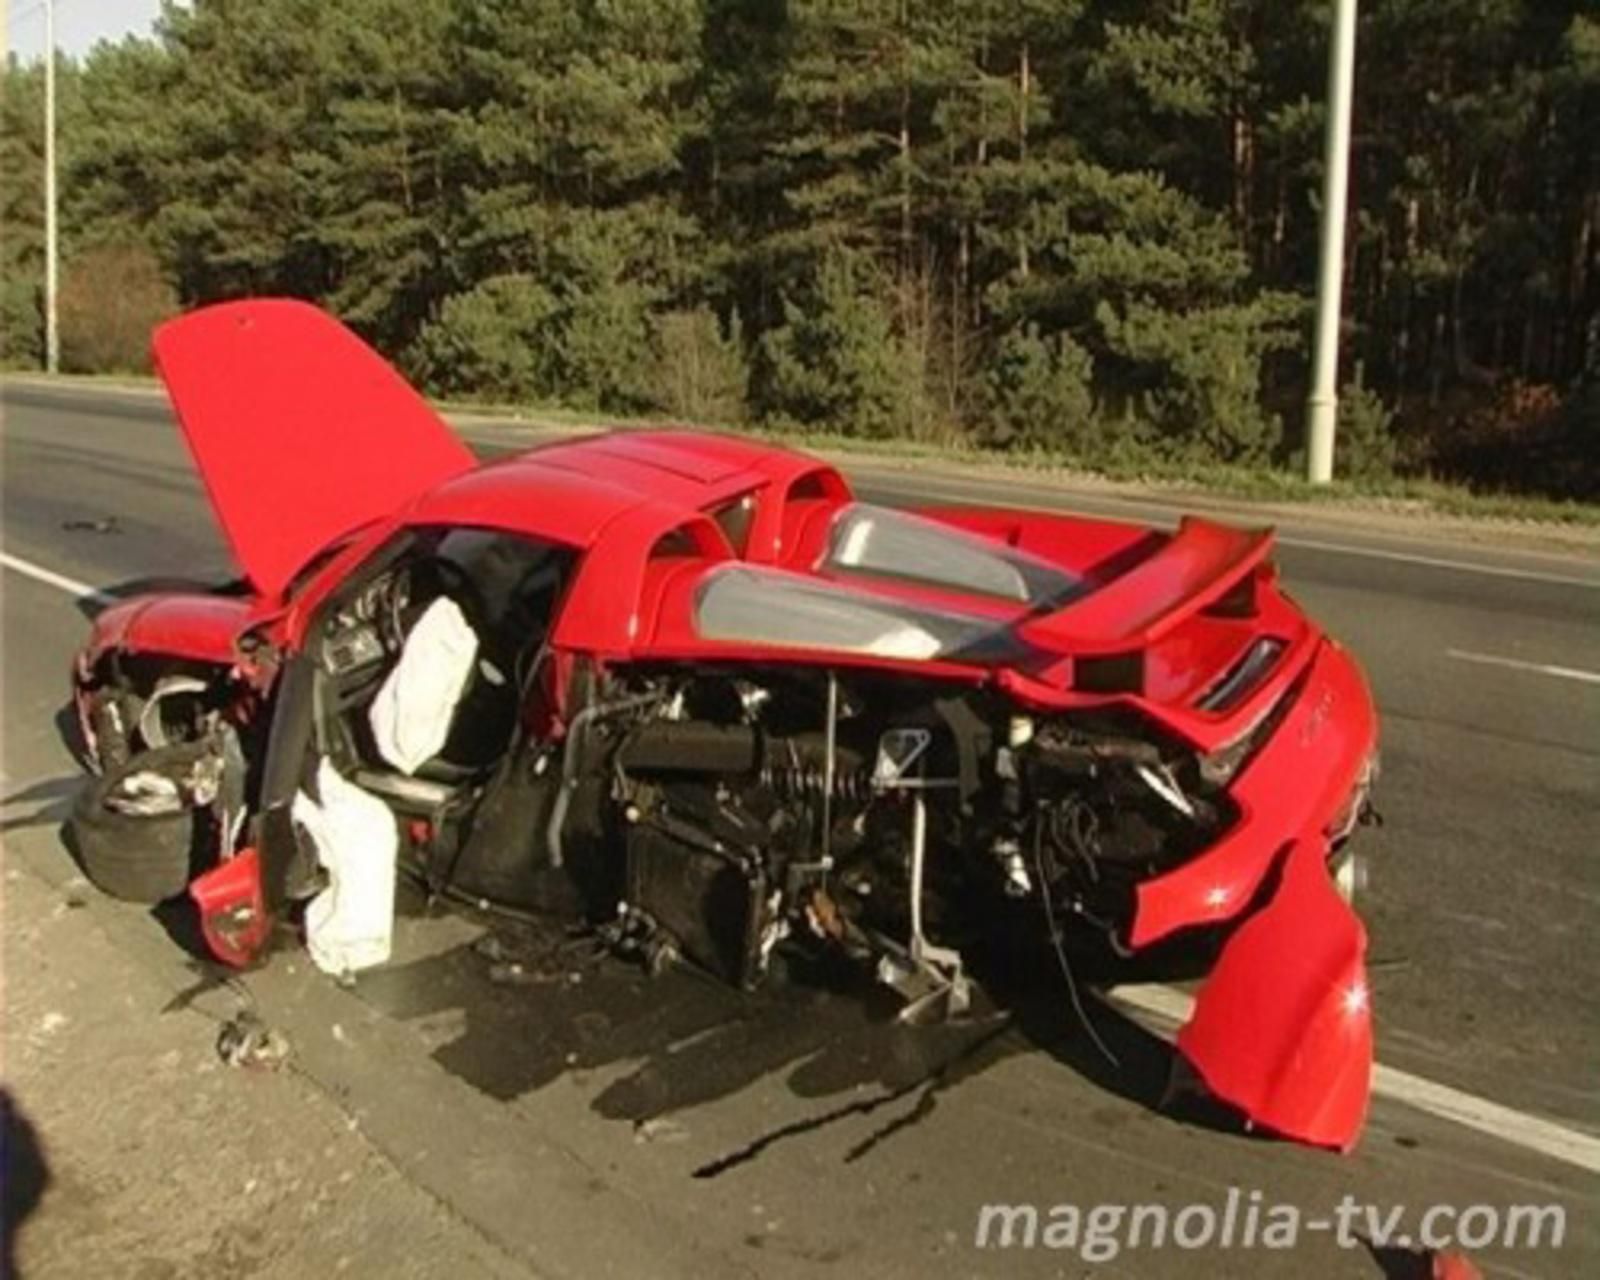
<box><xmin>1021</xmin><ymin>517</ymin><xmax>1274</xmax><ymax>653</ymax></box>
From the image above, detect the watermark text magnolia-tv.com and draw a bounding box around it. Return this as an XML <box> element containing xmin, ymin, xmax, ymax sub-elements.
<box><xmin>973</xmin><ymin>1189</ymin><xmax>1565</xmax><ymax>1263</ymax></box>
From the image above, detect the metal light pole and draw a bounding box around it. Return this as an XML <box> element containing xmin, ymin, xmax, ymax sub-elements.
<box><xmin>1305</xmin><ymin>0</ymin><xmax>1358</xmax><ymax>484</ymax></box>
<box><xmin>43</xmin><ymin>0</ymin><xmax>60</xmax><ymax>373</ymax></box>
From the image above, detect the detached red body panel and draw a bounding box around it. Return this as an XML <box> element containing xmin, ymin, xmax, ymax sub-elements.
<box><xmin>190</xmin><ymin>848</ymin><xmax>271</xmax><ymax>969</ymax></box>
<box><xmin>1177</xmin><ymin>839</ymin><xmax>1373</xmax><ymax>1151</ymax></box>
<box><xmin>71</xmin><ymin>300</ymin><xmax>1384</xmax><ymax>1156</ymax></box>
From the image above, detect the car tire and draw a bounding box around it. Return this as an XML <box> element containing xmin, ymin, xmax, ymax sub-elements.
<box><xmin>70</xmin><ymin>744</ymin><xmax>212</xmax><ymax>903</ymax></box>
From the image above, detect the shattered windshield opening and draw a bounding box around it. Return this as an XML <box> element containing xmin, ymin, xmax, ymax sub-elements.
<box><xmin>694</xmin><ymin>565</ymin><xmax>1033</xmax><ymax>663</ymax></box>
<box><xmin>820</xmin><ymin>503</ymin><xmax>1081</xmax><ymax>607</ymax></box>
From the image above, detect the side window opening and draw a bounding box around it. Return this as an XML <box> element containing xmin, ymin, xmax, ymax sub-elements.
<box><xmin>787</xmin><ymin>469</ymin><xmax>845</xmax><ymax>502</ymax></box>
<box><xmin>313</xmin><ymin>526</ymin><xmax>579</xmax><ymax>780</ymax></box>
<box><xmin>650</xmin><ymin>528</ymin><xmax>704</xmax><ymax>561</ymax></box>
<box><xmin>649</xmin><ymin>518</ymin><xmax>726</xmax><ymax>563</ymax></box>
<box><xmin>708</xmin><ymin>493</ymin><xmax>757</xmax><ymax>556</ymax></box>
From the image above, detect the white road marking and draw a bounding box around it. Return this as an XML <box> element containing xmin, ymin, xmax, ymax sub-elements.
<box><xmin>1446</xmin><ymin>648</ymin><xmax>1600</xmax><ymax>687</ymax></box>
<box><xmin>5</xmin><ymin>545</ymin><xmax>1598</xmax><ymax>1173</ymax></box>
<box><xmin>0</xmin><ymin>552</ymin><xmax>112</xmax><ymax>605</ymax></box>
<box><xmin>1279</xmin><ymin>537</ymin><xmax>1600</xmax><ymax>590</ymax></box>
<box><xmin>859</xmin><ymin>474</ymin><xmax>1600</xmax><ymax>589</ymax></box>
<box><xmin>1110</xmin><ymin>984</ymin><xmax>1600</xmax><ymax>1174</ymax></box>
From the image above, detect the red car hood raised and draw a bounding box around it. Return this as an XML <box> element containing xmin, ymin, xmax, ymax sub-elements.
<box><xmin>153</xmin><ymin>300</ymin><xmax>475</xmax><ymax>599</ymax></box>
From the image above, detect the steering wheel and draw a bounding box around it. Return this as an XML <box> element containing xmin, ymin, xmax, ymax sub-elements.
<box><xmin>392</xmin><ymin>553</ymin><xmax>491</xmax><ymax>650</ymax></box>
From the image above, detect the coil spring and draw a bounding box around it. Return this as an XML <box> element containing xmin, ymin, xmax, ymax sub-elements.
<box><xmin>760</xmin><ymin>763</ymin><xmax>871</xmax><ymax>802</ymax></box>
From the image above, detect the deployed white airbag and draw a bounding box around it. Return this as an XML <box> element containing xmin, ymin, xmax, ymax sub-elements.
<box><xmin>295</xmin><ymin>759</ymin><xmax>398</xmax><ymax>976</ymax></box>
<box><xmin>369</xmin><ymin>595</ymin><xmax>479</xmax><ymax>774</ymax></box>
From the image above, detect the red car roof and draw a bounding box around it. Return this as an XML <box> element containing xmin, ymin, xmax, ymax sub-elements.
<box><xmin>405</xmin><ymin>430</ymin><xmax>831</xmax><ymax>549</ymax></box>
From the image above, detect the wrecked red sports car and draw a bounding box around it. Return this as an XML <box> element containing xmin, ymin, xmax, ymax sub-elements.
<box><xmin>70</xmin><ymin>300</ymin><xmax>1379</xmax><ymax>1151</ymax></box>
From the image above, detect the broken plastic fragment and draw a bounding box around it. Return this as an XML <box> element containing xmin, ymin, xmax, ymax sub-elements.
<box><xmin>633</xmin><ymin>1117</ymin><xmax>689</xmax><ymax>1145</ymax></box>
<box><xmin>191</xmin><ymin>847</ymin><xmax>270</xmax><ymax>968</ymax></box>
<box><xmin>216</xmin><ymin>1010</ymin><xmax>289</xmax><ymax>1069</ymax></box>
<box><xmin>104</xmin><ymin>771</ymin><xmax>182</xmax><ymax>816</ymax></box>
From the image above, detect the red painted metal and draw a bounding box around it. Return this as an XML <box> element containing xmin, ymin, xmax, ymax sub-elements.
<box><xmin>1176</xmin><ymin>838</ymin><xmax>1373</xmax><ymax>1151</ymax></box>
<box><xmin>189</xmin><ymin>848</ymin><xmax>271</xmax><ymax>969</ymax></box>
<box><xmin>1130</xmin><ymin>639</ymin><xmax>1377</xmax><ymax>948</ymax></box>
<box><xmin>914</xmin><ymin>505</ymin><xmax>1159</xmax><ymax>576</ymax></box>
<box><xmin>81</xmin><ymin>593</ymin><xmax>260</xmax><ymax>670</ymax></box>
<box><xmin>153</xmin><ymin>299</ymin><xmax>475</xmax><ymax>599</ymax></box>
<box><xmin>552</xmin><ymin>505</ymin><xmax>733</xmax><ymax>653</ymax></box>
<box><xmin>1020</xmin><ymin>516</ymin><xmax>1274</xmax><ymax>652</ymax></box>
<box><xmin>83</xmin><ymin>301</ymin><xmax>1388</xmax><ymax>1152</ymax></box>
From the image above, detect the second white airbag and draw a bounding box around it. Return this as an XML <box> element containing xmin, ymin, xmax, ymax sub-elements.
<box><xmin>369</xmin><ymin>595</ymin><xmax>479</xmax><ymax>774</ymax></box>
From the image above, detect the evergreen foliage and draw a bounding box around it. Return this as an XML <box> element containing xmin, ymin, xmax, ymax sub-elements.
<box><xmin>2</xmin><ymin>0</ymin><xmax>1594</xmax><ymax>496</ymax></box>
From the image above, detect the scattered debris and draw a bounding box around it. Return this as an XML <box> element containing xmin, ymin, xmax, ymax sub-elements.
<box><xmin>486</xmin><ymin>961</ymin><xmax>541</xmax><ymax>986</ymax></box>
<box><xmin>103</xmin><ymin>771</ymin><xmax>183</xmax><ymax>817</ymax></box>
<box><xmin>471</xmin><ymin>934</ymin><xmax>510</xmax><ymax>964</ymax></box>
<box><xmin>473</xmin><ymin>928</ymin><xmax>603</xmax><ymax>986</ymax></box>
<box><xmin>102</xmin><ymin>750</ymin><xmax>225</xmax><ymax>817</ymax></box>
<box><xmin>633</xmin><ymin>1116</ymin><xmax>689</xmax><ymax>1145</ymax></box>
<box><xmin>61</xmin><ymin>515</ymin><xmax>121</xmax><ymax>534</ymax></box>
<box><xmin>216</xmin><ymin>1010</ymin><xmax>291</xmax><ymax>1069</ymax></box>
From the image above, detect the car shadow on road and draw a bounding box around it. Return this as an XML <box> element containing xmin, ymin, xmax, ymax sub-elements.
<box><xmin>1361</xmin><ymin>1237</ymin><xmax>1436</xmax><ymax>1278</ymax></box>
<box><xmin>0</xmin><ymin>774</ymin><xmax>80</xmax><ymax>837</ymax></box>
<box><xmin>350</xmin><ymin>888</ymin><xmax>1248</xmax><ymax>1174</ymax></box>
<box><xmin>21</xmin><ymin>755</ymin><xmax>1255</xmax><ymax>1174</ymax></box>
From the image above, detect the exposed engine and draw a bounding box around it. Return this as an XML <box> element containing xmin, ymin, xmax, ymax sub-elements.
<box><xmin>586</xmin><ymin>667</ymin><xmax>1235</xmax><ymax>1009</ymax></box>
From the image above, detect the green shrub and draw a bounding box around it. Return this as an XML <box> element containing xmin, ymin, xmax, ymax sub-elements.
<box><xmin>0</xmin><ymin>276</ymin><xmax>41</xmax><ymax>368</ymax></box>
<box><xmin>649</xmin><ymin>307</ymin><xmax>748</xmax><ymax>425</ymax></box>
<box><xmin>409</xmin><ymin>271</ymin><xmax>655</xmax><ymax>412</ymax></box>
<box><xmin>408</xmin><ymin>275</ymin><xmax>559</xmax><ymax>403</ymax></box>
<box><xmin>981</xmin><ymin>323</ymin><xmax>1098</xmax><ymax>450</ymax></box>
<box><xmin>550</xmin><ymin>278</ymin><xmax>655</xmax><ymax>413</ymax></box>
<box><xmin>754</xmin><ymin>253</ymin><xmax>919</xmax><ymax>438</ymax></box>
<box><xmin>1097</xmin><ymin>294</ymin><xmax>1298</xmax><ymax>463</ymax></box>
<box><xmin>1335</xmin><ymin>380</ymin><xmax>1398</xmax><ymax>481</ymax></box>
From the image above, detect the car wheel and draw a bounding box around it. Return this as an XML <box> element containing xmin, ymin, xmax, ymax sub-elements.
<box><xmin>69</xmin><ymin>743</ymin><xmax>213</xmax><ymax>903</ymax></box>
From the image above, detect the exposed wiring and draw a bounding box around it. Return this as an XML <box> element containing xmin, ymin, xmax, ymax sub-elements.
<box><xmin>1033</xmin><ymin>817</ymin><xmax>1121</xmax><ymax>1070</ymax></box>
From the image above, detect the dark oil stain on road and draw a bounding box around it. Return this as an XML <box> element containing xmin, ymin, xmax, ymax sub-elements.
<box><xmin>349</xmin><ymin>883</ymin><xmax>1188</xmax><ymax>1171</ymax></box>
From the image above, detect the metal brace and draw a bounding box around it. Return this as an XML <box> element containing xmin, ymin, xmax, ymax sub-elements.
<box><xmin>871</xmin><ymin>729</ymin><xmax>970</xmax><ymax>1021</ymax></box>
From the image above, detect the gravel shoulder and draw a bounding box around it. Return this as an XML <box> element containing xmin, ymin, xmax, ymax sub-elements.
<box><xmin>1</xmin><ymin>853</ymin><xmax>535</xmax><ymax>1280</ymax></box>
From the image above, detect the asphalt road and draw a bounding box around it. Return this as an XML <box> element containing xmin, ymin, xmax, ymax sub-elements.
<box><xmin>3</xmin><ymin>380</ymin><xmax>1597</xmax><ymax>1278</ymax></box>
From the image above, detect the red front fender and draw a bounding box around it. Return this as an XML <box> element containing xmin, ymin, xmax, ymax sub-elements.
<box><xmin>1176</xmin><ymin>839</ymin><xmax>1373</xmax><ymax>1151</ymax></box>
